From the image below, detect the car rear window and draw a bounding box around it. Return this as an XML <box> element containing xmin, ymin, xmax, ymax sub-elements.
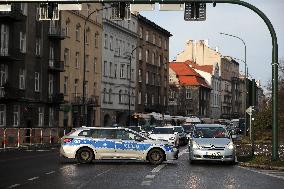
<box><xmin>193</xmin><ymin>127</ymin><xmax>229</xmax><ymax>138</ymax></box>
<box><xmin>78</xmin><ymin>130</ymin><xmax>93</xmax><ymax>137</ymax></box>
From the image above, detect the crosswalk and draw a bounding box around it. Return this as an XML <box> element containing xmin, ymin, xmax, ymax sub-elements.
<box><xmin>240</xmin><ymin>166</ymin><xmax>284</xmax><ymax>180</ymax></box>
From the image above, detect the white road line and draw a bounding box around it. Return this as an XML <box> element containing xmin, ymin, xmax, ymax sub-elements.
<box><xmin>27</xmin><ymin>177</ymin><xmax>39</xmax><ymax>181</ymax></box>
<box><xmin>8</xmin><ymin>184</ymin><xmax>21</xmax><ymax>188</ymax></box>
<box><xmin>45</xmin><ymin>171</ymin><xmax>55</xmax><ymax>175</ymax></box>
<box><xmin>141</xmin><ymin>180</ymin><xmax>152</xmax><ymax>186</ymax></box>
<box><xmin>239</xmin><ymin>166</ymin><xmax>284</xmax><ymax>180</ymax></box>
<box><xmin>151</xmin><ymin>164</ymin><xmax>166</xmax><ymax>173</ymax></box>
<box><xmin>145</xmin><ymin>174</ymin><xmax>155</xmax><ymax>179</ymax></box>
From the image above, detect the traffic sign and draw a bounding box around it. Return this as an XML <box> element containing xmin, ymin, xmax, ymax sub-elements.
<box><xmin>246</xmin><ymin>106</ymin><xmax>254</xmax><ymax>115</ymax></box>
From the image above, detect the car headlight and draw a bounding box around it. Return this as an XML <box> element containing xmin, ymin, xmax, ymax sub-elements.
<box><xmin>192</xmin><ymin>141</ymin><xmax>202</xmax><ymax>149</ymax></box>
<box><xmin>226</xmin><ymin>142</ymin><xmax>234</xmax><ymax>150</ymax></box>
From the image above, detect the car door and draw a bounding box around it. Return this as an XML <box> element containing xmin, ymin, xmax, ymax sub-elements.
<box><xmin>91</xmin><ymin>129</ymin><xmax>116</xmax><ymax>159</ymax></box>
<box><xmin>115</xmin><ymin>129</ymin><xmax>148</xmax><ymax>160</ymax></box>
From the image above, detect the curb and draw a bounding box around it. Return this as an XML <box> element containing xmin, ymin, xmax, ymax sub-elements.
<box><xmin>239</xmin><ymin>162</ymin><xmax>284</xmax><ymax>171</ymax></box>
<box><xmin>0</xmin><ymin>144</ymin><xmax>60</xmax><ymax>152</ymax></box>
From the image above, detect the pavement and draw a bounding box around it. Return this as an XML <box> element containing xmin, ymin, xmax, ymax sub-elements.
<box><xmin>1</xmin><ymin>146</ymin><xmax>284</xmax><ymax>189</ymax></box>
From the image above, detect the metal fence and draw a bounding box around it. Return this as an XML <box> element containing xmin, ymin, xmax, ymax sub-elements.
<box><xmin>0</xmin><ymin>127</ymin><xmax>67</xmax><ymax>149</ymax></box>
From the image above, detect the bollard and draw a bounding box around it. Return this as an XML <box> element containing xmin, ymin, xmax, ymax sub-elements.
<box><xmin>40</xmin><ymin>129</ymin><xmax>43</xmax><ymax>144</ymax></box>
<box><xmin>49</xmin><ymin>129</ymin><xmax>52</xmax><ymax>144</ymax></box>
<box><xmin>29</xmin><ymin>128</ymin><xmax>32</xmax><ymax>146</ymax></box>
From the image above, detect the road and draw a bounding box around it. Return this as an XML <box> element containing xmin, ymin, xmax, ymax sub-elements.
<box><xmin>1</xmin><ymin>146</ymin><xmax>284</xmax><ymax>189</ymax></box>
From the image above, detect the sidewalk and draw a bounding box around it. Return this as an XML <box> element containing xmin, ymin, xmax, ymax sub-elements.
<box><xmin>0</xmin><ymin>143</ymin><xmax>60</xmax><ymax>152</ymax></box>
<box><xmin>239</xmin><ymin>161</ymin><xmax>284</xmax><ymax>171</ymax></box>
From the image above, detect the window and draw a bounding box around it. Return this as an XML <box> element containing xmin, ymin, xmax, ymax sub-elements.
<box><xmin>20</xmin><ymin>3</ymin><xmax>27</xmax><ymax>15</ymax></box>
<box><xmin>138</xmin><ymin>91</ymin><xmax>141</xmax><ymax>105</ymax></box>
<box><xmin>94</xmin><ymin>32</ymin><xmax>99</xmax><ymax>48</ymax></box>
<box><xmin>164</xmin><ymin>39</ymin><xmax>167</xmax><ymax>50</ymax></box>
<box><xmin>120</xmin><ymin>64</ymin><xmax>125</xmax><ymax>78</ymax></box>
<box><xmin>127</xmin><ymin>65</ymin><xmax>130</xmax><ymax>79</ymax></box>
<box><xmin>186</xmin><ymin>89</ymin><xmax>191</xmax><ymax>99</ymax></box>
<box><xmin>84</xmin><ymin>81</ymin><xmax>88</xmax><ymax>98</ymax></box>
<box><xmin>48</xmin><ymin>74</ymin><xmax>53</xmax><ymax>95</ymax></box>
<box><xmin>146</xmin><ymin>72</ymin><xmax>149</xmax><ymax>84</ymax></box>
<box><xmin>139</xmin><ymin>27</ymin><xmax>143</xmax><ymax>39</ymax></box>
<box><xmin>114</xmin><ymin>64</ymin><xmax>117</xmax><ymax>78</ymax></box>
<box><xmin>75</xmin><ymin>52</ymin><xmax>79</xmax><ymax>69</ymax></box>
<box><xmin>85</xmin><ymin>55</ymin><xmax>89</xmax><ymax>71</ymax></box>
<box><xmin>74</xmin><ymin>79</ymin><xmax>78</xmax><ymax>96</ymax></box>
<box><xmin>110</xmin><ymin>36</ymin><xmax>113</xmax><ymax>50</ymax></box>
<box><xmin>119</xmin><ymin>90</ymin><xmax>122</xmax><ymax>103</ymax></box>
<box><xmin>145</xmin><ymin>31</ymin><xmax>149</xmax><ymax>41</ymax></box>
<box><xmin>104</xmin><ymin>34</ymin><xmax>108</xmax><ymax>49</ymax></box>
<box><xmin>138</xmin><ymin>48</ymin><xmax>142</xmax><ymax>60</ymax></box>
<box><xmin>152</xmin><ymin>52</ymin><xmax>155</xmax><ymax>65</ymax></box>
<box><xmin>64</xmin><ymin>76</ymin><xmax>68</xmax><ymax>95</ymax></box>
<box><xmin>49</xmin><ymin>107</ymin><xmax>54</xmax><ymax>127</ymax></box>
<box><xmin>65</xmin><ymin>21</ymin><xmax>69</xmax><ymax>37</ymax></box>
<box><xmin>145</xmin><ymin>93</ymin><xmax>148</xmax><ymax>105</ymax></box>
<box><xmin>152</xmin><ymin>33</ymin><xmax>155</xmax><ymax>44</ymax></box>
<box><xmin>35</xmin><ymin>72</ymin><xmax>40</xmax><ymax>92</ymax></box>
<box><xmin>138</xmin><ymin>69</ymin><xmax>142</xmax><ymax>82</ymax></box>
<box><xmin>76</xmin><ymin>25</ymin><xmax>80</xmax><ymax>41</ymax></box>
<box><xmin>164</xmin><ymin>57</ymin><xmax>168</xmax><ymax>69</ymax></box>
<box><xmin>159</xmin><ymin>36</ymin><xmax>162</xmax><ymax>47</ymax></box>
<box><xmin>145</xmin><ymin>50</ymin><xmax>149</xmax><ymax>62</ymax></box>
<box><xmin>85</xmin><ymin>29</ymin><xmax>89</xmax><ymax>44</ymax></box>
<box><xmin>64</xmin><ymin>48</ymin><xmax>69</xmax><ymax>66</ymax></box>
<box><xmin>103</xmin><ymin>88</ymin><xmax>106</xmax><ymax>102</ymax></box>
<box><xmin>49</xmin><ymin>44</ymin><xmax>54</xmax><ymax>66</ymax></box>
<box><xmin>109</xmin><ymin>62</ymin><xmax>112</xmax><ymax>77</ymax></box>
<box><xmin>94</xmin><ymin>57</ymin><xmax>97</xmax><ymax>73</ymax></box>
<box><xmin>151</xmin><ymin>94</ymin><xmax>154</xmax><ymax>105</ymax></box>
<box><xmin>0</xmin><ymin>64</ymin><xmax>8</xmax><ymax>87</ymax></box>
<box><xmin>13</xmin><ymin>105</ymin><xmax>20</xmax><ymax>126</ymax></box>
<box><xmin>19</xmin><ymin>69</ymin><xmax>25</xmax><ymax>89</ymax></box>
<box><xmin>0</xmin><ymin>104</ymin><xmax>6</xmax><ymax>126</ymax></box>
<box><xmin>103</xmin><ymin>61</ymin><xmax>107</xmax><ymax>76</ymax></box>
<box><xmin>109</xmin><ymin>89</ymin><xmax>112</xmax><ymax>103</ymax></box>
<box><xmin>38</xmin><ymin>107</ymin><xmax>44</xmax><ymax>126</ymax></box>
<box><xmin>35</xmin><ymin>38</ymin><xmax>41</xmax><ymax>56</ymax></box>
<box><xmin>152</xmin><ymin>73</ymin><xmax>155</xmax><ymax>85</ymax></box>
<box><xmin>19</xmin><ymin>32</ymin><xmax>26</xmax><ymax>53</ymax></box>
<box><xmin>0</xmin><ymin>25</ymin><xmax>9</xmax><ymax>55</ymax></box>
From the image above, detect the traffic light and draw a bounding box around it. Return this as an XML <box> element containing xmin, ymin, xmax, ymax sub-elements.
<box><xmin>184</xmin><ymin>2</ymin><xmax>206</xmax><ymax>21</ymax></box>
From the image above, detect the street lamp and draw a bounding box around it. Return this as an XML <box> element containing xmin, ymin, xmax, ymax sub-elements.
<box><xmin>220</xmin><ymin>32</ymin><xmax>247</xmax><ymax>134</ymax></box>
<box><xmin>82</xmin><ymin>5</ymin><xmax>111</xmax><ymax>126</ymax></box>
<box><xmin>126</xmin><ymin>44</ymin><xmax>148</xmax><ymax>126</ymax></box>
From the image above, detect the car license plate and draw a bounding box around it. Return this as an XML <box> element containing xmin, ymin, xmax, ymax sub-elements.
<box><xmin>206</xmin><ymin>152</ymin><xmax>221</xmax><ymax>156</ymax></box>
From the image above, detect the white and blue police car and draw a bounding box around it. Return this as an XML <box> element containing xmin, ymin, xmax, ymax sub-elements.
<box><xmin>60</xmin><ymin>127</ymin><xmax>179</xmax><ymax>165</ymax></box>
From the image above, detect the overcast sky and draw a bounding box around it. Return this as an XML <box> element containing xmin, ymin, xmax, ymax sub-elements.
<box><xmin>140</xmin><ymin>0</ymin><xmax>284</xmax><ymax>87</ymax></box>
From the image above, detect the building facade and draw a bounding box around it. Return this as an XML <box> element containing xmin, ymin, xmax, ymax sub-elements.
<box><xmin>59</xmin><ymin>3</ymin><xmax>103</xmax><ymax>128</ymax></box>
<box><xmin>169</xmin><ymin>62</ymin><xmax>211</xmax><ymax>117</ymax></box>
<box><xmin>136</xmin><ymin>14</ymin><xmax>172</xmax><ymax>116</ymax></box>
<box><xmin>101</xmin><ymin>8</ymin><xmax>138</xmax><ymax>126</ymax></box>
<box><xmin>0</xmin><ymin>3</ymin><xmax>63</xmax><ymax>128</ymax></box>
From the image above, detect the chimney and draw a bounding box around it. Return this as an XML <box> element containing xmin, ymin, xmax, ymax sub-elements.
<box><xmin>215</xmin><ymin>46</ymin><xmax>219</xmax><ymax>52</ymax></box>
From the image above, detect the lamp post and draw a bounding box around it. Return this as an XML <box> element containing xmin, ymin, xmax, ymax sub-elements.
<box><xmin>82</xmin><ymin>6</ymin><xmax>111</xmax><ymax>126</ymax></box>
<box><xmin>220</xmin><ymin>32</ymin><xmax>247</xmax><ymax>135</ymax></box>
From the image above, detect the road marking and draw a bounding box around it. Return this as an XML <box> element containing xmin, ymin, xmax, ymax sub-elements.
<box><xmin>60</xmin><ymin>163</ymin><xmax>80</xmax><ymax>170</ymax></box>
<box><xmin>28</xmin><ymin>177</ymin><xmax>39</xmax><ymax>181</ymax></box>
<box><xmin>151</xmin><ymin>164</ymin><xmax>166</xmax><ymax>173</ymax></box>
<box><xmin>179</xmin><ymin>148</ymin><xmax>188</xmax><ymax>156</ymax></box>
<box><xmin>141</xmin><ymin>180</ymin><xmax>152</xmax><ymax>186</ymax></box>
<box><xmin>45</xmin><ymin>171</ymin><xmax>55</xmax><ymax>175</ymax></box>
<box><xmin>8</xmin><ymin>184</ymin><xmax>21</xmax><ymax>188</ymax></box>
<box><xmin>239</xmin><ymin>166</ymin><xmax>284</xmax><ymax>180</ymax></box>
<box><xmin>37</xmin><ymin>149</ymin><xmax>50</xmax><ymax>152</ymax></box>
<box><xmin>145</xmin><ymin>174</ymin><xmax>155</xmax><ymax>179</ymax></box>
<box><xmin>77</xmin><ymin>168</ymin><xmax>112</xmax><ymax>189</ymax></box>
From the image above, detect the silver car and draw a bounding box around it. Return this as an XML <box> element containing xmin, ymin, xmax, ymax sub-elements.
<box><xmin>60</xmin><ymin>127</ymin><xmax>179</xmax><ymax>165</ymax></box>
<box><xmin>188</xmin><ymin>124</ymin><xmax>236</xmax><ymax>163</ymax></box>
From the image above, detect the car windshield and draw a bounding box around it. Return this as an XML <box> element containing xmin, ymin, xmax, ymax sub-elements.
<box><xmin>193</xmin><ymin>127</ymin><xmax>229</xmax><ymax>138</ymax></box>
<box><xmin>174</xmin><ymin>127</ymin><xmax>183</xmax><ymax>133</ymax></box>
<box><xmin>182</xmin><ymin>125</ymin><xmax>194</xmax><ymax>133</ymax></box>
<box><xmin>152</xmin><ymin>128</ymin><xmax>174</xmax><ymax>134</ymax></box>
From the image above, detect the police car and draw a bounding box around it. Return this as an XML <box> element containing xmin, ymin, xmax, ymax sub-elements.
<box><xmin>60</xmin><ymin>127</ymin><xmax>179</xmax><ymax>165</ymax></box>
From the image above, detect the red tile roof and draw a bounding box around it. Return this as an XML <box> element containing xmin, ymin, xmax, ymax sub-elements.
<box><xmin>185</xmin><ymin>61</ymin><xmax>213</xmax><ymax>74</ymax></box>
<box><xmin>169</xmin><ymin>61</ymin><xmax>211</xmax><ymax>89</ymax></box>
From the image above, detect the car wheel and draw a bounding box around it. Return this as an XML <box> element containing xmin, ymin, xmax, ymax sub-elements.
<box><xmin>147</xmin><ymin>148</ymin><xmax>164</xmax><ymax>165</ymax></box>
<box><xmin>76</xmin><ymin>147</ymin><xmax>94</xmax><ymax>164</ymax></box>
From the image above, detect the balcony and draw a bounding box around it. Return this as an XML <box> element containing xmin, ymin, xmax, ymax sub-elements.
<box><xmin>0</xmin><ymin>6</ymin><xmax>25</xmax><ymax>22</ymax></box>
<box><xmin>48</xmin><ymin>60</ymin><xmax>64</xmax><ymax>72</ymax></box>
<box><xmin>48</xmin><ymin>93</ymin><xmax>64</xmax><ymax>104</ymax></box>
<box><xmin>0</xmin><ymin>85</ymin><xmax>24</xmax><ymax>101</ymax></box>
<box><xmin>71</xmin><ymin>94</ymin><xmax>100</xmax><ymax>107</ymax></box>
<box><xmin>48</xmin><ymin>27</ymin><xmax>66</xmax><ymax>40</ymax></box>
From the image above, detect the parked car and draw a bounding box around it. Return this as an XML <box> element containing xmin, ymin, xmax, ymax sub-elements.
<box><xmin>173</xmin><ymin>126</ymin><xmax>188</xmax><ymax>146</ymax></box>
<box><xmin>188</xmin><ymin>124</ymin><xmax>236</xmax><ymax>164</ymax></box>
<box><xmin>60</xmin><ymin>126</ymin><xmax>179</xmax><ymax>165</ymax></box>
<box><xmin>149</xmin><ymin>126</ymin><xmax>180</xmax><ymax>146</ymax></box>
<box><xmin>182</xmin><ymin>124</ymin><xmax>195</xmax><ymax>138</ymax></box>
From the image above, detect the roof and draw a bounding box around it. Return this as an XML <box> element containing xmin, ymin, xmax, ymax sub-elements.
<box><xmin>185</xmin><ymin>61</ymin><xmax>213</xmax><ymax>74</ymax></box>
<box><xmin>169</xmin><ymin>62</ymin><xmax>211</xmax><ymax>89</ymax></box>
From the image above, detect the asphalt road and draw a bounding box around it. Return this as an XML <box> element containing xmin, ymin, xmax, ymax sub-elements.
<box><xmin>1</xmin><ymin>147</ymin><xmax>284</xmax><ymax>189</ymax></box>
